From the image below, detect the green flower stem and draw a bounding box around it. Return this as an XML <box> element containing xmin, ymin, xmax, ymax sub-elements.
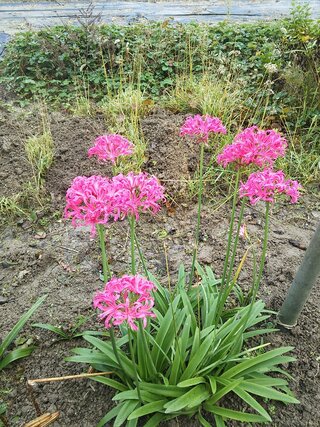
<box><xmin>214</xmin><ymin>169</ymin><xmax>241</xmax><ymax>323</ymax></box>
<box><xmin>246</xmin><ymin>246</ymin><xmax>258</xmax><ymax>304</ymax></box>
<box><xmin>251</xmin><ymin>201</ymin><xmax>270</xmax><ymax>302</ymax></box>
<box><xmin>189</xmin><ymin>142</ymin><xmax>205</xmax><ymax>289</ymax></box>
<box><xmin>129</xmin><ymin>216</ymin><xmax>136</xmax><ymax>275</ymax></box>
<box><xmin>134</xmin><ymin>232</ymin><xmax>150</xmax><ymax>279</ymax></box>
<box><xmin>218</xmin><ymin>198</ymin><xmax>246</xmax><ymax>313</ymax></box>
<box><xmin>220</xmin><ymin>169</ymin><xmax>241</xmax><ymax>288</ymax></box>
<box><xmin>109</xmin><ymin>327</ymin><xmax>129</xmax><ymax>384</ymax></box>
<box><xmin>128</xmin><ymin>328</ymin><xmax>142</xmax><ymax>403</ymax></box>
<box><xmin>97</xmin><ymin>224</ymin><xmax>111</xmax><ymax>282</ymax></box>
<box><xmin>234</xmin><ymin>202</ymin><xmax>271</xmax><ymax>344</ymax></box>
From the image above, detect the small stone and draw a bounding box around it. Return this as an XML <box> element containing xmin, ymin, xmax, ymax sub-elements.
<box><xmin>289</xmin><ymin>239</ymin><xmax>307</xmax><ymax>250</ymax></box>
<box><xmin>48</xmin><ymin>393</ymin><xmax>59</xmax><ymax>404</ymax></box>
<box><xmin>273</xmin><ymin>229</ymin><xmax>285</xmax><ymax>235</ymax></box>
<box><xmin>311</xmin><ymin>210</ymin><xmax>320</xmax><ymax>219</ymax></box>
<box><xmin>34</xmin><ymin>232</ymin><xmax>47</xmax><ymax>239</ymax></box>
<box><xmin>0</xmin><ymin>296</ymin><xmax>8</xmax><ymax>304</ymax></box>
<box><xmin>47</xmin><ymin>403</ymin><xmax>57</xmax><ymax>412</ymax></box>
<box><xmin>198</xmin><ymin>245</ymin><xmax>213</xmax><ymax>264</ymax></box>
<box><xmin>2</xmin><ymin>139</ymin><xmax>12</xmax><ymax>152</ymax></box>
<box><xmin>1</xmin><ymin>261</ymin><xmax>11</xmax><ymax>268</ymax></box>
<box><xmin>20</xmin><ymin>405</ymin><xmax>31</xmax><ymax>415</ymax></box>
<box><xmin>18</xmin><ymin>269</ymin><xmax>29</xmax><ymax>280</ymax></box>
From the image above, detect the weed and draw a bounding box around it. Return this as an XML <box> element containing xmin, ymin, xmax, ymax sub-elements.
<box><xmin>72</xmin><ymin>96</ymin><xmax>93</xmax><ymax>117</ymax></box>
<box><xmin>25</xmin><ymin>108</ymin><xmax>54</xmax><ymax>194</ymax></box>
<box><xmin>99</xmin><ymin>86</ymin><xmax>152</xmax><ymax>172</ymax></box>
<box><xmin>33</xmin><ymin>314</ymin><xmax>102</xmax><ymax>341</ymax></box>
<box><xmin>0</xmin><ymin>296</ymin><xmax>46</xmax><ymax>371</ymax></box>
<box><xmin>0</xmin><ymin>195</ymin><xmax>26</xmax><ymax>219</ymax></box>
<box><xmin>162</xmin><ymin>73</ymin><xmax>244</xmax><ymax>126</ymax></box>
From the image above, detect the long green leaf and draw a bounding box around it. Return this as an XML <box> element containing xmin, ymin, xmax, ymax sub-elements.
<box><xmin>177</xmin><ymin>377</ymin><xmax>205</xmax><ymax>388</ymax></box>
<box><xmin>0</xmin><ymin>295</ymin><xmax>46</xmax><ymax>358</ymax></box>
<box><xmin>168</xmin><ymin>338</ymin><xmax>183</xmax><ymax>385</ymax></box>
<box><xmin>177</xmin><ymin>264</ymin><xmax>187</xmax><ymax>291</ymax></box>
<box><xmin>214</xmin><ymin>415</ymin><xmax>226</xmax><ymax>427</ymax></box>
<box><xmin>179</xmin><ymin>286</ymin><xmax>197</xmax><ymax>331</ymax></box>
<box><xmin>207</xmin><ymin>378</ymin><xmax>243</xmax><ymax>405</ymax></box>
<box><xmin>168</xmin><ymin>314</ymin><xmax>191</xmax><ymax>385</ymax></box>
<box><xmin>151</xmin><ymin>307</ymin><xmax>184</xmax><ymax>370</ymax></box>
<box><xmin>246</xmin><ymin>375</ymin><xmax>288</xmax><ymax>387</ymax></box>
<box><xmin>138</xmin><ymin>321</ymin><xmax>157</xmax><ymax>379</ymax></box>
<box><xmin>243</xmin><ymin>328</ymin><xmax>277</xmax><ymax>339</ymax></box>
<box><xmin>143</xmin><ymin>412</ymin><xmax>167</xmax><ymax>427</ymax></box>
<box><xmin>128</xmin><ymin>400</ymin><xmax>167</xmax><ymax>420</ymax></box>
<box><xmin>139</xmin><ymin>383</ymin><xmax>184</xmax><ymax>398</ymax></box>
<box><xmin>208</xmin><ymin>376</ymin><xmax>217</xmax><ymax>394</ymax></box>
<box><xmin>97</xmin><ymin>404</ymin><xmax>122</xmax><ymax>427</ymax></box>
<box><xmin>0</xmin><ymin>347</ymin><xmax>35</xmax><ymax>370</ymax></box>
<box><xmin>90</xmin><ymin>376</ymin><xmax>127</xmax><ymax>392</ymax></box>
<box><xmin>126</xmin><ymin>418</ymin><xmax>138</xmax><ymax>427</ymax></box>
<box><xmin>66</xmin><ymin>347</ymin><xmax>117</xmax><ymax>369</ymax></box>
<box><xmin>84</xmin><ymin>335</ymin><xmax>135</xmax><ymax>378</ymax></box>
<box><xmin>233</xmin><ymin>386</ymin><xmax>272</xmax><ymax>421</ymax></box>
<box><xmin>32</xmin><ymin>323</ymin><xmax>69</xmax><ymax>339</ymax></box>
<box><xmin>137</xmin><ymin>324</ymin><xmax>147</xmax><ymax>379</ymax></box>
<box><xmin>204</xmin><ymin>405</ymin><xmax>268</xmax><ymax>423</ymax></box>
<box><xmin>113</xmin><ymin>389</ymin><xmax>159</xmax><ymax>403</ymax></box>
<box><xmin>114</xmin><ymin>399</ymin><xmax>139</xmax><ymax>426</ymax></box>
<box><xmin>198</xmin><ymin>411</ymin><xmax>211</xmax><ymax>427</ymax></box>
<box><xmin>242</xmin><ymin>381</ymin><xmax>299</xmax><ymax>403</ymax></box>
<box><xmin>164</xmin><ymin>385</ymin><xmax>209</xmax><ymax>413</ymax></box>
<box><xmin>221</xmin><ymin>347</ymin><xmax>294</xmax><ymax>379</ymax></box>
<box><xmin>179</xmin><ymin>330</ymin><xmax>216</xmax><ymax>381</ymax></box>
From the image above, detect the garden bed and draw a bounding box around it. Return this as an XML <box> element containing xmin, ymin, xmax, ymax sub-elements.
<box><xmin>0</xmin><ymin>106</ymin><xmax>320</xmax><ymax>426</ymax></box>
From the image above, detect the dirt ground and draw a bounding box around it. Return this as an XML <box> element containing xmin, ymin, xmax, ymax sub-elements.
<box><xmin>0</xmin><ymin>106</ymin><xmax>320</xmax><ymax>427</ymax></box>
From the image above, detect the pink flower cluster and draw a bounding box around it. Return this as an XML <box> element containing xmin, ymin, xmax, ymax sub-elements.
<box><xmin>217</xmin><ymin>126</ymin><xmax>287</xmax><ymax>168</ymax></box>
<box><xmin>239</xmin><ymin>168</ymin><xmax>301</xmax><ymax>205</ymax></box>
<box><xmin>64</xmin><ymin>175</ymin><xmax>120</xmax><ymax>233</ymax></box>
<box><xmin>180</xmin><ymin>114</ymin><xmax>227</xmax><ymax>143</ymax></box>
<box><xmin>64</xmin><ymin>172</ymin><xmax>165</xmax><ymax>233</ymax></box>
<box><xmin>111</xmin><ymin>172</ymin><xmax>165</xmax><ymax>219</ymax></box>
<box><xmin>88</xmin><ymin>134</ymin><xmax>134</xmax><ymax>164</ymax></box>
<box><xmin>93</xmin><ymin>275</ymin><xmax>156</xmax><ymax>331</ymax></box>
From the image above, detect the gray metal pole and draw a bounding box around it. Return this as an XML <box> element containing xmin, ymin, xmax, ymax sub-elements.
<box><xmin>278</xmin><ymin>222</ymin><xmax>320</xmax><ymax>327</ymax></box>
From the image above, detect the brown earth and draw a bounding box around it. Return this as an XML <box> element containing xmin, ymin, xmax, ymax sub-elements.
<box><xmin>0</xmin><ymin>106</ymin><xmax>320</xmax><ymax>427</ymax></box>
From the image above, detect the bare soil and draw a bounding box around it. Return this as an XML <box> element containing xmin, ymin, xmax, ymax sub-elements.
<box><xmin>0</xmin><ymin>106</ymin><xmax>319</xmax><ymax>427</ymax></box>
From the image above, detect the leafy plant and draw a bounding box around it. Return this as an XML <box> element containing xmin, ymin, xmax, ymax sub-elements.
<box><xmin>33</xmin><ymin>314</ymin><xmax>104</xmax><ymax>341</ymax></box>
<box><xmin>25</xmin><ymin>129</ymin><xmax>54</xmax><ymax>194</ymax></box>
<box><xmin>67</xmin><ymin>265</ymin><xmax>298</xmax><ymax>426</ymax></box>
<box><xmin>0</xmin><ymin>195</ymin><xmax>26</xmax><ymax>220</ymax></box>
<box><xmin>0</xmin><ymin>295</ymin><xmax>46</xmax><ymax>371</ymax></box>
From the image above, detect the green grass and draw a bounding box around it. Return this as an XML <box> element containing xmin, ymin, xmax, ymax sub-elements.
<box><xmin>98</xmin><ymin>86</ymin><xmax>152</xmax><ymax>173</ymax></box>
<box><xmin>162</xmin><ymin>74</ymin><xmax>244</xmax><ymax>126</ymax></box>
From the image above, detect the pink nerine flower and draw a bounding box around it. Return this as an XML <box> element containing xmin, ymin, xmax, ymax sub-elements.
<box><xmin>180</xmin><ymin>114</ymin><xmax>227</xmax><ymax>143</ymax></box>
<box><xmin>64</xmin><ymin>175</ymin><xmax>120</xmax><ymax>234</ymax></box>
<box><xmin>239</xmin><ymin>169</ymin><xmax>301</xmax><ymax>205</ymax></box>
<box><xmin>111</xmin><ymin>172</ymin><xmax>165</xmax><ymax>220</ymax></box>
<box><xmin>217</xmin><ymin>126</ymin><xmax>287</xmax><ymax>167</ymax></box>
<box><xmin>88</xmin><ymin>134</ymin><xmax>134</xmax><ymax>164</ymax></box>
<box><xmin>93</xmin><ymin>275</ymin><xmax>156</xmax><ymax>331</ymax></box>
